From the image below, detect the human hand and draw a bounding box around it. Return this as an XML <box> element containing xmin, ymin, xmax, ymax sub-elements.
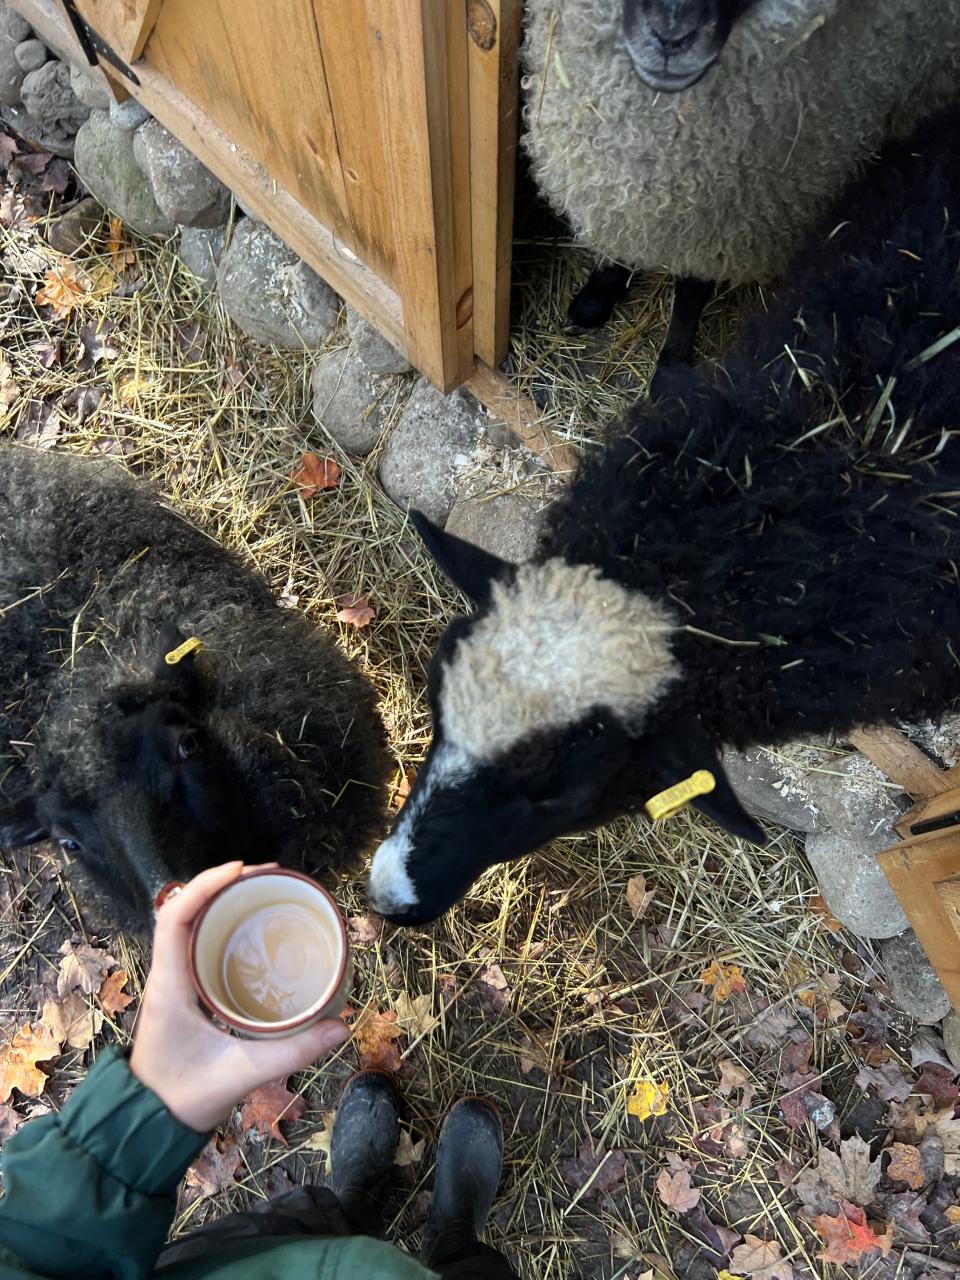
<box><xmin>129</xmin><ymin>861</ymin><xmax>350</xmax><ymax>1132</ymax></box>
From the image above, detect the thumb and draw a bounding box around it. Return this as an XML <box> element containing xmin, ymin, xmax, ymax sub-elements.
<box><xmin>245</xmin><ymin>1019</ymin><xmax>351</xmax><ymax>1083</ymax></box>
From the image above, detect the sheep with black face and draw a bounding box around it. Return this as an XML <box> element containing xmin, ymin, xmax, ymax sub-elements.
<box><xmin>0</xmin><ymin>446</ymin><xmax>390</xmax><ymax>931</ymax></box>
<box><xmin>369</xmin><ymin>107</ymin><xmax>960</xmax><ymax>925</ymax></box>
<box><xmin>521</xmin><ymin>0</ymin><xmax>960</xmax><ymax>374</ymax></box>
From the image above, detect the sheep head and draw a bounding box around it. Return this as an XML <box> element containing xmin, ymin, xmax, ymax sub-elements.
<box><xmin>0</xmin><ymin>625</ymin><xmax>269</xmax><ymax>932</ymax></box>
<box><xmin>366</xmin><ymin>516</ymin><xmax>764</xmax><ymax>925</ymax></box>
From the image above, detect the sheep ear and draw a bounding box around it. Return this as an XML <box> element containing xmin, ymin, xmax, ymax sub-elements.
<box><xmin>641</xmin><ymin>715</ymin><xmax>767</xmax><ymax>845</ymax></box>
<box><xmin>0</xmin><ymin>794</ymin><xmax>48</xmax><ymax>847</ymax></box>
<box><xmin>410</xmin><ymin>509</ymin><xmax>513</xmax><ymax>607</ymax></box>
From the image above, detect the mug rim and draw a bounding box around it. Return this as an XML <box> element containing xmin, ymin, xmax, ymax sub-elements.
<box><xmin>188</xmin><ymin>867</ymin><xmax>349</xmax><ymax>1035</ymax></box>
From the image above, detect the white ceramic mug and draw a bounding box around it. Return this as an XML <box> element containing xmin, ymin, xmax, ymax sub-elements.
<box><xmin>188</xmin><ymin>868</ymin><xmax>352</xmax><ymax>1038</ymax></box>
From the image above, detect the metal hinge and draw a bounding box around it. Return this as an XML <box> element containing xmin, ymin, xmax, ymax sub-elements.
<box><xmin>58</xmin><ymin>0</ymin><xmax>140</xmax><ymax>85</ymax></box>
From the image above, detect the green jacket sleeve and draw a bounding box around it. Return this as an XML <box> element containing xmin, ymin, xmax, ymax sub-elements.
<box><xmin>0</xmin><ymin>1046</ymin><xmax>208</xmax><ymax>1280</ymax></box>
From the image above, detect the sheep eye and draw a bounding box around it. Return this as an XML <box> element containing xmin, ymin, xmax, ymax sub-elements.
<box><xmin>177</xmin><ymin>732</ymin><xmax>201</xmax><ymax>761</ymax></box>
<box><xmin>58</xmin><ymin>837</ymin><xmax>81</xmax><ymax>854</ymax></box>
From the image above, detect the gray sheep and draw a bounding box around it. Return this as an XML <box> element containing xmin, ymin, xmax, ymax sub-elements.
<box><xmin>0</xmin><ymin>445</ymin><xmax>390</xmax><ymax>931</ymax></box>
<box><xmin>521</xmin><ymin>0</ymin><xmax>960</xmax><ymax>372</ymax></box>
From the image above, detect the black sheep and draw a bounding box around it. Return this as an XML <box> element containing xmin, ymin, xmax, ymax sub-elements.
<box><xmin>0</xmin><ymin>446</ymin><xmax>390</xmax><ymax>931</ymax></box>
<box><xmin>368</xmin><ymin>107</ymin><xmax>960</xmax><ymax>925</ymax></box>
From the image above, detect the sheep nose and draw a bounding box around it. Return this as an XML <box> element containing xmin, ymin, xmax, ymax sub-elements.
<box><xmin>649</xmin><ymin>23</ymin><xmax>698</xmax><ymax>54</ymax></box>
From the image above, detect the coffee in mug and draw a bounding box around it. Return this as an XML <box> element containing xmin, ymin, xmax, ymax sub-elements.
<box><xmin>189</xmin><ymin>869</ymin><xmax>352</xmax><ymax>1037</ymax></box>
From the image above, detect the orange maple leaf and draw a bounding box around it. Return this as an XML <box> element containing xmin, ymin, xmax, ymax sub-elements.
<box><xmin>107</xmin><ymin>216</ymin><xmax>136</xmax><ymax>272</ymax></box>
<box><xmin>335</xmin><ymin>592</ymin><xmax>377</xmax><ymax>629</ymax></box>
<box><xmin>698</xmin><ymin>960</ymin><xmax>747</xmax><ymax>1003</ymax></box>
<box><xmin>35</xmin><ymin>264</ymin><xmax>89</xmax><ymax>319</ymax></box>
<box><xmin>389</xmin><ymin>767</ymin><xmax>414</xmax><ymax>811</ymax></box>
<box><xmin>97</xmin><ymin>969</ymin><xmax>135</xmax><ymax>1017</ymax></box>
<box><xmin>0</xmin><ymin>1022</ymin><xmax>63</xmax><ymax>1104</ymax></box>
<box><xmin>290</xmin><ymin>452</ymin><xmax>341</xmax><ymax>498</ymax></box>
<box><xmin>240</xmin><ymin>1077</ymin><xmax>307</xmax><ymax>1145</ymax></box>
<box><xmin>808</xmin><ymin>894</ymin><xmax>843</xmax><ymax>932</ymax></box>
<box><xmin>351</xmin><ymin>1006</ymin><xmax>404</xmax><ymax>1074</ymax></box>
<box><xmin>815</xmin><ymin>1202</ymin><xmax>893</xmax><ymax>1264</ymax></box>
<box><xmin>885</xmin><ymin>1141</ymin><xmax>925</xmax><ymax>1190</ymax></box>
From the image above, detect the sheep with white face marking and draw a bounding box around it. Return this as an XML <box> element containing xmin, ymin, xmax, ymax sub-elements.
<box><xmin>368</xmin><ymin>108</ymin><xmax>960</xmax><ymax>926</ymax></box>
<box><xmin>521</xmin><ymin>0</ymin><xmax>960</xmax><ymax>371</ymax></box>
<box><xmin>0</xmin><ymin>446</ymin><xmax>390</xmax><ymax>931</ymax></box>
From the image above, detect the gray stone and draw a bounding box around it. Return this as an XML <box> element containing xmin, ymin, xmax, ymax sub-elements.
<box><xmin>133</xmin><ymin>118</ymin><xmax>231</xmax><ymax>228</ymax></box>
<box><xmin>0</xmin><ymin>3</ymin><xmax>30</xmax><ymax>106</ymax></box>
<box><xmin>20</xmin><ymin>60</ymin><xmax>89</xmax><ymax>139</ymax></box>
<box><xmin>346</xmin><ymin>306</ymin><xmax>412</xmax><ymax>376</ymax></box>
<box><xmin>804</xmin><ymin>753</ymin><xmax>903</xmax><ymax>838</ymax></box>
<box><xmin>723</xmin><ymin>746</ymin><xmax>822</xmax><ymax>833</ymax></box>
<box><xmin>0</xmin><ymin>98</ymin><xmax>74</xmax><ymax>157</ymax></box>
<box><xmin>14</xmin><ymin>39</ymin><xmax>48</xmax><ymax>73</ymax></box>
<box><xmin>74</xmin><ymin>110</ymin><xmax>175</xmax><ymax>237</ymax></box>
<box><xmin>310</xmin><ymin>348</ymin><xmax>383</xmax><ymax>455</ymax></box>
<box><xmin>178</xmin><ymin>224</ymin><xmax>227</xmax><ymax>289</ymax></box>
<box><xmin>942</xmin><ymin>1011</ymin><xmax>960</xmax><ymax>1071</ymax></box>
<box><xmin>217</xmin><ymin>219</ymin><xmax>340</xmax><ymax>349</ymax></box>
<box><xmin>881</xmin><ymin>930</ymin><xmax>951</xmax><ymax>1023</ymax></box>
<box><xmin>445</xmin><ymin>489</ymin><xmax>545</xmax><ymax>562</ymax></box>
<box><xmin>46</xmin><ymin>195</ymin><xmax>102</xmax><ymax>254</ymax></box>
<box><xmin>109</xmin><ymin>95</ymin><xmax>150</xmax><ymax>131</ymax></box>
<box><xmin>379</xmin><ymin>379</ymin><xmax>484</xmax><ymax>523</ymax></box>
<box><xmin>69</xmin><ymin>62</ymin><xmax>113</xmax><ymax>111</ymax></box>
<box><xmin>804</xmin><ymin>827</ymin><xmax>909</xmax><ymax>939</ymax></box>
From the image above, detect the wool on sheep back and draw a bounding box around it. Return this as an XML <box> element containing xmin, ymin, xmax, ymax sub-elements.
<box><xmin>0</xmin><ymin>446</ymin><xmax>390</xmax><ymax>929</ymax></box>
<box><xmin>521</xmin><ymin>0</ymin><xmax>960</xmax><ymax>284</ymax></box>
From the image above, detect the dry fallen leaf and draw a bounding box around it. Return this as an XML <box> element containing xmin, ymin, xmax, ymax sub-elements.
<box><xmin>0</xmin><ymin>133</ymin><xmax>18</xmax><ymax>168</ymax></box>
<box><xmin>855</xmin><ymin>1060</ymin><xmax>915</xmax><ymax>1103</ymax></box>
<box><xmin>394</xmin><ymin>1127</ymin><xmax>425</xmax><ymax>1167</ymax></box>
<box><xmin>818</xmin><ymin>1136</ymin><xmax>882</xmax><ymax>1208</ymax></box>
<box><xmin>729</xmin><ymin>1235</ymin><xmax>793</xmax><ymax>1280</ymax></box>
<box><xmin>0</xmin><ymin>1101</ymin><xmax>23</xmax><ymax>1145</ymax></box>
<box><xmin>78</xmin><ymin>319</ymin><xmax>119</xmax><ymax>368</ymax></box>
<box><xmin>347</xmin><ymin>912</ymin><xmax>383</xmax><ymax>947</ymax></box>
<box><xmin>627</xmin><ymin>1079</ymin><xmax>670</xmax><ymax>1122</ymax></box>
<box><xmin>808</xmin><ymin>894</ymin><xmax>843</xmax><ymax>932</ymax></box>
<box><xmin>477</xmin><ymin>961</ymin><xmax>511</xmax><ymax>1015</ymax></box>
<box><xmin>241</xmin><ymin>1078</ymin><xmax>307</xmax><ymax>1145</ymax></box>
<box><xmin>336</xmin><ymin>592</ymin><xmax>377</xmax><ymax>629</ymax></box>
<box><xmin>58</xmin><ymin>941</ymin><xmax>117</xmax><ymax>998</ymax></box>
<box><xmin>107</xmin><ymin>216</ymin><xmax>136</xmax><ymax>271</ymax></box>
<box><xmin>815</xmin><ymin>1202</ymin><xmax>893</xmax><ymax>1264</ymax></box>
<box><xmin>35</xmin><ymin>263</ymin><xmax>89</xmax><ymax>318</ymax></box>
<box><xmin>389</xmin><ymin>767</ymin><xmax>414</xmax><ymax>811</ymax></box>
<box><xmin>41</xmin><ymin>993</ymin><xmax>103</xmax><ymax>1051</ymax></box>
<box><xmin>185</xmin><ymin>1129</ymin><xmax>242</xmax><ymax>1198</ymax></box>
<box><xmin>31</xmin><ymin>338</ymin><xmax>61</xmax><ymax>368</ymax></box>
<box><xmin>290</xmin><ymin>452</ymin><xmax>341</xmax><ymax>498</ymax></box>
<box><xmin>699</xmin><ymin>960</ymin><xmax>747</xmax><ymax>1003</ymax></box>
<box><xmin>655</xmin><ymin>1165</ymin><xmax>700</xmax><ymax>1214</ymax></box>
<box><xmin>394</xmin><ymin>991</ymin><xmax>439</xmax><ymax>1040</ymax></box>
<box><xmin>97</xmin><ymin>969</ymin><xmax>134</xmax><ymax>1017</ymax></box>
<box><xmin>0</xmin><ymin>360</ymin><xmax>20</xmax><ymax>409</ymax></box>
<box><xmin>718</xmin><ymin>1058</ymin><xmax>756</xmax><ymax>1107</ymax></box>
<box><xmin>560</xmin><ymin>1137</ymin><xmax>627</xmax><ymax>1194</ymax></box>
<box><xmin>885</xmin><ymin>1141</ymin><xmax>925</xmax><ymax>1190</ymax></box>
<box><xmin>626</xmin><ymin>873</ymin><xmax>655</xmax><ymax>919</ymax></box>
<box><xmin>352</xmin><ymin>1006</ymin><xmax>404</xmax><ymax>1073</ymax></box>
<box><xmin>117</xmin><ymin>373</ymin><xmax>154</xmax><ymax>406</ymax></box>
<box><xmin>0</xmin><ymin>1022</ymin><xmax>63</xmax><ymax>1103</ymax></box>
<box><xmin>519</xmin><ymin>1029</ymin><xmax>558</xmax><ymax>1076</ymax></box>
<box><xmin>303</xmin><ymin>1109</ymin><xmax>337</xmax><ymax>1162</ymax></box>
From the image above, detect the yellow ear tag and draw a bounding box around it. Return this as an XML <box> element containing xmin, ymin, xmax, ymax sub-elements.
<box><xmin>644</xmin><ymin>769</ymin><xmax>716</xmax><ymax>822</ymax></box>
<box><xmin>164</xmin><ymin>636</ymin><xmax>204</xmax><ymax>666</ymax></box>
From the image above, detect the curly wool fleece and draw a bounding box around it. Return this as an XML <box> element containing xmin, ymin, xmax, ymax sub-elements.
<box><xmin>521</xmin><ymin>0</ymin><xmax>960</xmax><ymax>284</ymax></box>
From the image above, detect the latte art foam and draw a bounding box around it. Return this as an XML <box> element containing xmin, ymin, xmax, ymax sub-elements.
<box><xmin>221</xmin><ymin>902</ymin><xmax>338</xmax><ymax>1021</ymax></box>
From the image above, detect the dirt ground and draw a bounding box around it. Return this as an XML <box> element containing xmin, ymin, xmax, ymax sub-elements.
<box><xmin>1</xmin><ymin>139</ymin><xmax>959</xmax><ymax>1280</ymax></box>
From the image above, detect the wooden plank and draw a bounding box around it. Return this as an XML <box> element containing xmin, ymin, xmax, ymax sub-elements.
<box><xmin>9</xmin><ymin>0</ymin><xmax>408</xmax><ymax>362</ymax></box>
<box><xmin>366</xmin><ymin>0</ymin><xmax>474</xmax><ymax>391</ymax></box>
<box><xmin>849</xmin><ymin>724</ymin><xmax>950</xmax><ymax>800</ymax></box>
<box><xmin>145</xmin><ymin>0</ymin><xmax>353</xmax><ymax>248</ymax></box>
<box><xmin>878</xmin><ymin>832</ymin><xmax>960</xmax><ymax>1012</ymax></box>
<box><xmin>937</xmin><ymin>874</ymin><xmax>960</xmax><ymax>938</ymax></box>
<box><xmin>468</xmin><ymin>0</ymin><xmax>520</xmax><ymax>368</ymax></box>
<box><xmin>466</xmin><ymin>361</ymin><xmax>580</xmax><ymax>474</ymax></box>
<box><xmin>896</xmin><ymin>786</ymin><xmax>960</xmax><ymax>840</ymax></box>
<box><xmin>74</xmin><ymin>0</ymin><xmax>163</xmax><ymax>63</ymax></box>
<box><xmin>309</xmin><ymin>0</ymin><xmax>396</xmax><ymax>285</ymax></box>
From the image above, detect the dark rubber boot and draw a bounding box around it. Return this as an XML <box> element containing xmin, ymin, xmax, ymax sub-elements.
<box><xmin>422</xmin><ymin>1098</ymin><xmax>504</xmax><ymax>1268</ymax></box>
<box><xmin>329</xmin><ymin>1070</ymin><xmax>400</xmax><ymax>1235</ymax></box>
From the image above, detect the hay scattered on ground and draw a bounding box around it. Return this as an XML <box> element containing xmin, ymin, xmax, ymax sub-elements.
<box><xmin>1</xmin><ymin>170</ymin><xmax>954</xmax><ymax>1280</ymax></box>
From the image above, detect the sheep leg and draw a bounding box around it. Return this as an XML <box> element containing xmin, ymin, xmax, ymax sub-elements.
<box><xmin>566</xmin><ymin>261</ymin><xmax>632</xmax><ymax>329</ymax></box>
<box><xmin>650</xmin><ymin>277</ymin><xmax>715</xmax><ymax>395</ymax></box>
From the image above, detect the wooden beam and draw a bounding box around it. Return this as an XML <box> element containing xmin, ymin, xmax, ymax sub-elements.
<box><xmin>937</xmin><ymin>874</ymin><xmax>960</xmax><ymax>938</ymax></box>
<box><xmin>879</xmin><ymin>832</ymin><xmax>960</xmax><ymax>1012</ymax></box>
<box><xmin>74</xmin><ymin>0</ymin><xmax>164</xmax><ymax>63</ymax></box>
<box><xmin>466</xmin><ymin>361</ymin><xmax>580</xmax><ymax>475</ymax></box>
<box><xmin>468</xmin><ymin>0</ymin><xmax>520</xmax><ymax>368</ymax></box>
<box><xmin>895</xmin><ymin>786</ymin><xmax>960</xmax><ymax>840</ymax></box>
<box><xmin>9</xmin><ymin>0</ymin><xmax>409</xmax><ymax>364</ymax></box>
<box><xmin>848</xmin><ymin>724</ymin><xmax>950</xmax><ymax>801</ymax></box>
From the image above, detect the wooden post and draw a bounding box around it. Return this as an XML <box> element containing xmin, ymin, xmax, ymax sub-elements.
<box><xmin>879</xmin><ymin>834</ymin><xmax>960</xmax><ymax>1011</ymax></box>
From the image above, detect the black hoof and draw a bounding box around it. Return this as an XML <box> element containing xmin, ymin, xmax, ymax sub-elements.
<box><xmin>566</xmin><ymin>289</ymin><xmax>617</xmax><ymax>330</ymax></box>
